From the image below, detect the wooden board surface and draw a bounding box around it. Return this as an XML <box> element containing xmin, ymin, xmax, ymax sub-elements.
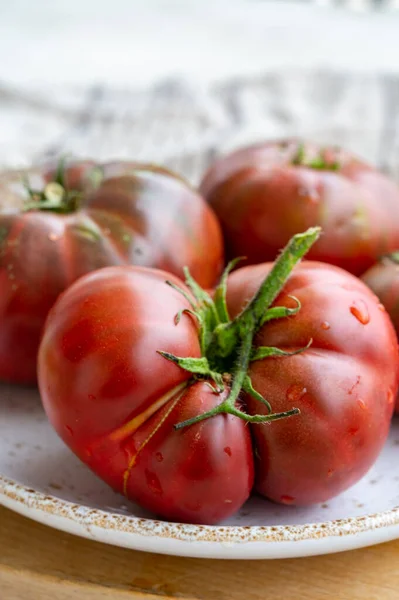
<box><xmin>1</xmin><ymin>506</ymin><xmax>399</xmax><ymax>599</ymax></box>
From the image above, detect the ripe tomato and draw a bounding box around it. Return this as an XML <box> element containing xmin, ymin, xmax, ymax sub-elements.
<box><xmin>362</xmin><ymin>254</ymin><xmax>399</xmax><ymax>412</ymax></box>
<box><xmin>0</xmin><ymin>160</ymin><xmax>223</xmax><ymax>383</ymax></box>
<box><xmin>38</xmin><ymin>229</ymin><xmax>398</xmax><ymax>523</ymax></box>
<box><xmin>200</xmin><ymin>139</ymin><xmax>399</xmax><ymax>276</ymax></box>
<box><xmin>38</xmin><ymin>267</ymin><xmax>254</xmax><ymax>524</ymax></box>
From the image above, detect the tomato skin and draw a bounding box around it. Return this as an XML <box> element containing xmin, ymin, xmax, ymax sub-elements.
<box><xmin>105</xmin><ymin>383</ymin><xmax>253</xmax><ymax>524</ymax></box>
<box><xmin>362</xmin><ymin>258</ymin><xmax>399</xmax><ymax>412</ymax></box>
<box><xmin>200</xmin><ymin>140</ymin><xmax>399</xmax><ymax>275</ymax></box>
<box><xmin>0</xmin><ymin>161</ymin><xmax>223</xmax><ymax>383</ymax></box>
<box><xmin>38</xmin><ymin>267</ymin><xmax>253</xmax><ymax>524</ymax></box>
<box><xmin>226</xmin><ymin>261</ymin><xmax>399</xmax><ymax>505</ymax></box>
<box><xmin>39</xmin><ymin>267</ymin><xmax>200</xmax><ymax>449</ymax></box>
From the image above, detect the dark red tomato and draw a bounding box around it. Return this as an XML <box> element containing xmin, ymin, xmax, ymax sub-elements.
<box><xmin>362</xmin><ymin>254</ymin><xmax>399</xmax><ymax>412</ymax></box>
<box><xmin>38</xmin><ymin>267</ymin><xmax>253</xmax><ymax>524</ymax></box>
<box><xmin>226</xmin><ymin>261</ymin><xmax>398</xmax><ymax>505</ymax></box>
<box><xmin>0</xmin><ymin>160</ymin><xmax>223</xmax><ymax>383</ymax></box>
<box><xmin>200</xmin><ymin>139</ymin><xmax>399</xmax><ymax>275</ymax></box>
<box><xmin>38</xmin><ymin>233</ymin><xmax>399</xmax><ymax>522</ymax></box>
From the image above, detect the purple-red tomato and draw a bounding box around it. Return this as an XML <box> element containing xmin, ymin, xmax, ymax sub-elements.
<box><xmin>200</xmin><ymin>139</ymin><xmax>399</xmax><ymax>276</ymax></box>
<box><xmin>0</xmin><ymin>160</ymin><xmax>223</xmax><ymax>384</ymax></box>
<box><xmin>38</xmin><ymin>229</ymin><xmax>399</xmax><ymax>523</ymax></box>
<box><xmin>39</xmin><ymin>267</ymin><xmax>254</xmax><ymax>524</ymax></box>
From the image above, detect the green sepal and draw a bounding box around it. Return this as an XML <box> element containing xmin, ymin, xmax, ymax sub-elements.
<box><xmin>165</xmin><ymin>280</ymin><xmax>196</xmax><ymax>310</ymax></box>
<box><xmin>213</xmin><ymin>257</ymin><xmax>244</xmax><ymax>324</ymax></box>
<box><xmin>158</xmin><ymin>228</ymin><xmax>320</xmax><ymax>429</ymax></box>
<box><xmin>260</xmin><ymin>296</ymin><xmax>301</xmax><ymax>326</ymax></box>
<box><xmin>250</xmin><ymin>338</ymin><xmax>312</xmax><ymax>362</ymax></box>
<box><xmin>243</xmin><ymin>375</ymin><xmax>272</xmax><ymax>413</ymax></box>
<box><xmin>175</xmin><ymin>308</ymin><xmax>203</xmax><ymax>327</ymax></box>
<box><xmin>157</xmin><ymin>352</ymin><xmax>224</xmax><ymax>390</ymax></box>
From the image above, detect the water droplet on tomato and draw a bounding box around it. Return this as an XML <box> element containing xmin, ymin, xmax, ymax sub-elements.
<box><xmin>224</xmin><ymin>447</ymin><xmax>232</xmax><ymax>457</ymax></box>
<box><xmin>88</xmin><ymin>394</ymin><xmax>96</xmax><ymax>400</ymax></box>
<box><xmin>155</xmin><ymin>452</ymin><xmax>163</xmax><ymax>462</ymax></box>
<box><xmin>358</xmin><ymin>399</ymin><xmax>367</xmax><ymax>411</ymax></box>
<box><xmin>286</xmin><ymin>384</ymin><xmax>307</xmax><ymax>403</ymax></box>
<box><xmin>378</xmin><ymin>303</ymin><xmax>386</xmax><ymax>312</ymax></box>
<box><xmin>321</xmin><ymin>321</ymin><xmax>330</xmax><ymax>330</ymax></box>
<box><xmin>350</xmin><ymin>300</ymin><xmax>370</xmax><ymax>325</ymax></box>
<box><xmin>387</xmin><ymin>389</ymin><xmax>395</xmax><ymax>406</ymax></box>
<box><xmin>327</xmin><ymin>468</ymin><xmax>334</xmax><ymax>478</ymax></box>
<box><xmin>48</xmin><ymin>233</ymin><xmax>59</xmax><ymax>242</ymax></box>
<box><xmin>145</xmin><ymin>469</ymin><xmax>163</xmax><ymax>495</ymax></box>
<box><xmin>65</xmin><ymin>425</ymin><xmax>73</xmax><ymax>436</ymax></box>
<box><xmin>280</xmin><ymin>495</ymin><xmax>295</xmax><ymax>505</ymax></box>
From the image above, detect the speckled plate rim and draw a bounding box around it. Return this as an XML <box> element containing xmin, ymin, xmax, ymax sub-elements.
<box><xmin>2</xmin><ymin>474</ymin><xmax>399</xmax><ymax>559</ymax></box>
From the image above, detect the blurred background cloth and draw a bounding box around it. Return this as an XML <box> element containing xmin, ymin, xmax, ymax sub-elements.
<box><xmin>1</xmin><ymin>0</ymin><xmax>399</xmax><ymax>181</ymax></box>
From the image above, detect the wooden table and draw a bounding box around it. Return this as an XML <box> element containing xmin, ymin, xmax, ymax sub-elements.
<box><xmin>1</xmin><ymin>506</ymin><xmax>398</xmax><ymax>599</ymax></box>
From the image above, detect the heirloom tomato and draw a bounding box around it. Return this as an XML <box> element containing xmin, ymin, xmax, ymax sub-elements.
<box><xmin>200</xmin><ymin>139</ymin><xmax>399</xmax><ymax>276</ymax></box>
<box><xmin>38</xmin><ymin>229</ymin><xmax>399</xmax><ymax>523</ymax></box>
<box><xmin>0</xmin><ymin>159</ymin><xmax>223</xmax><ymax>384</ymax></box>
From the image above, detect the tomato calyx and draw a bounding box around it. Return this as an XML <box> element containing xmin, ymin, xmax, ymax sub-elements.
<box><xmin>292</xmin><ymin>143</ymin><xmax>340</xmax><ymax>171</ymax></box>
<box><xmin>22</xmin><ymin>157</ymin><xmax>81</xmax><ymax>214</ymax></box>
<box><xmin>382</xmin><ymin>251</ymin><xmax>399</xmax><ymax>265</ymax></box>
<box><xmin>22</xmin><ymin>157</ymin><xmax>104</xmax><ymax>214</ymax></box>
<box><xmin>159</xmin><ymin>227</ymin><xmax>321</xmax><ymax>429</ymax></box>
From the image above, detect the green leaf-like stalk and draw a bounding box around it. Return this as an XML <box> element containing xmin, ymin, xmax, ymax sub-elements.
<box><xmin>158</xmin><ymin>227</ymin><xmax>321</xmax><ymax>429</ymax></box>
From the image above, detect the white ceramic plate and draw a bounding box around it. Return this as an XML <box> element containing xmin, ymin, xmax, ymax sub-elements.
<box><xmin>1</xmin><ymin>383</ymin><xmax>399</xmax><ymax>559</ymax></box>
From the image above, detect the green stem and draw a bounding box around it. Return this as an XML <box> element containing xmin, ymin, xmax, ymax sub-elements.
<box><xmin>174</xmin><ymin>322</ymin><xmax>300</xmax><ymax>429</ymax></box>
<box><xmin>237</xmin><ymin>227</ymin><xmax>320</xmax><ymax>330</ymax></box>
<box><xmin>163</xmin><ymin>227</ymin><xmax>321</xmax><ymax>430</ymax></box>
<box><xmin>174</xmin><ymin>394</ymin><xmax>299</xmax><ymax>429</ymax></box>
<box><xmin>212</xmin><ymin>227</ymin><xmax>320</xmax><ymax>358</ymax></box>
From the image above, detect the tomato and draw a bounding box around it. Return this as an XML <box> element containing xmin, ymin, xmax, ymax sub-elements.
<box><xmin>362</xmin><ymin>254</ymin><xmax>399</xmax><ymax>413</ymax></box>
<box><xmin>200</xmin><ymin>139</ymin><xmax>399</xmax><ymax>276</ymax></box>
<box><xmin>38</xmin><ymin>267</ymin><xmax>253</xmax><ymax>524</ymax></box>
<box><xmin>0</xmin><ymin>160</ymin><xmax>223</xmax><ymax>383</ymax></box>
<box><xmin>38</xmin><ymin>229</ymin><xmax>398</xmax><ymax>523</ymax></box>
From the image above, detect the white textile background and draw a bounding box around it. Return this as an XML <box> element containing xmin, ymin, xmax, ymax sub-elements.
<box><xmin>1</xmin><ymin>1</ymin><xmax>399</xmax><ymax>181</ymax></box>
